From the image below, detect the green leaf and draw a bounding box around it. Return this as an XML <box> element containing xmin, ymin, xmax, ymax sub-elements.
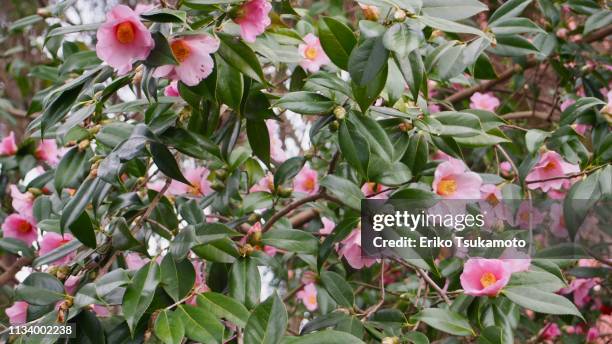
<box><xmin>141</xmin><ymin>8</ymin><xmax>187</xmax><ymax>23</ymax></box>
<box><xmin>478</xmin><ymin>326</ymin><xmax>504</xmax><ymax>344</ymax></box>
<box><xmin>352</xmin><ymin>63</ymin><xmax>388</xmax><ymax>112</ymax></box>
<box><xmin>160</xmin><ymin>255</ymin><xmax>195</xmax><ymax>302</ymax></box>
<box><xmin>506</xmin><ymin>271</ymin><xmax>566</xmax><ymax>292</ymax></box>
<box><xmin>145</xmin><ymin>32</ymin><xmax>178</xmax><ymax>67</ymax></box>
<box><xmin>247</xmin><ymin>119</ymin><xmax>271</xmax><ymax>165</ymax></box>
<box><xmin>111</xmin><ymin>217</ymin><xmax>141</xmax><ymax>251</ymax></box>
<box><xmin>383</xmin><ymin>23</ymin><xmax>420</xmax><ymax>57</ymax></box>
<box><xmin>412</xmin><ymin>308</ymin><xmax>474</xmax><ymax>336</ymax></box>
<box><xmin>45</xmin><ymin>23</ymin><xmax>100</xmax><ymax>41</ymax></box>
<box><xmin>318</xmin><ymin>216</ymin><xmax>360</xmax><ymax>270</ymax></box>
<box><xmin>350</xmin><ymin>113</ymin><xmax>394</xmax><ymax>163</ymax></box>
<box><xmin>161</xmin><ymin>127</ymin><xmax>222</xmax><ymax>160</ymax></box>
<box><xmin>563</xmin><ymin>170</ymin><xmax>603</xmax><ymax>239</ymax></box>
<box><xmin>394</xmin><ymin>50</ymin><xmax>425</xmax><ymax>101</ymax></box>
<box><xmin>217</xmin><ymin>33</ymin><xmax>265</xmax><ymax>84</ymax></box>
<box><xmin>283</xmin><ymin>330</ymin><xmax>365</xmax><ymax>344</ymax></box>
<box><xmin>348</xmin><ymin>36</ymin><xmax>389</xmax><ymax>86</ymax></box>
<box><xmin>275</xmin><ymin>91</ymin><xmax>335</xmax><ymax>115</ymax></box>
<box><xmin>502</xmin><ymin>286</ymin><xmax>583</xmax><ymax>319</ymax></box>
<box><xmin>154</xmin><ymin>310</ymin><xmax>185</xmax><ymax>344</ymax></box>
<box><xmin>559</xmin><ymin>97</ymin><xmax>605</xmax><ymax>126</ymax></box>
<box><xmin>490</xmin><ymin>18</ymin><xmax>544</xmax><ymax>35</ymax></box>
<box><xmin>33</xmin><ymin>240</ymin><xmax>81</xmax><ymax>267</ymax></box>
<box><xmin>150</xmin><ymin>142</ymin><xmax>190</xmax><ymax>184</ymax></box>
<box><xmin>338</xmin><ymin>120</ymin><xmax>370</xmax><ymax>178</ymax></box>
<box><xmin>320</xmin><ymin>271</ymin><xmax>354</xmax><ymax>307</ymax></box>
<box><xmin>15</xmin><ymin>273</ymin><xmax>65</xmax><ymax>306</ymax></box>
<box><xmin>177</xmin><ymin>304</ymin><xmax>224</xmax><ymax>344</ymax></box>
<box><xmin>229</xmin><ymin>258</ymin><xmax>261</xmax><ymax>309</ymax></box>
<box><xmin>0</xmin><ymin>238</ymin><xmax>35</xmax><ymax>258</ymax></box>
<box><xmin>197</xmin><ymin>292</ymin><xmax>250</xmax><ymax>328</ymax></box>
<box><xmin>404</xmin><ymin>332</ymin><xmax>430</xmax><ymax>344</ymax></box>
<box><xmin>60</xmin><ymin>177</ymin><xmax>103</xmax><ymax>233</ymax></box>
<box><xmin>261</xmin><ymin>228</ymin><xmax>318</xmax><ymax>254</ymax></box>
<box><xmin>59</xmin><ymin>51</ymin><xmax>102</xmax><ymax>75</ymax></box>
<box><xmin>69</xmin><ymin>211</ymin><xmax>97</xmax><ymax>249</ymax></box>
<box><xmin>195</xmin><ymin>223</ymin><xmax>242</xmax><ymax>244</ymax></box>
<box><xmin>318</xmin><ymin>17</ymin><xmax>357</xmax><ymax>70</ymax></box>
<box><xmin>584</xmin><ymin>10</ymin><xmax>612</xmax><ymax>34</ymax></box>
<box><xmin>320</xmin><ymin>175</ymin><xmax>364</xmax><ymax>210</ymax></box>
<box><xmin>244</xmin><ymin>292</ymin><xmax>288</xmax><ymax>344</ymax></box>
<box><xmin>216</xmin><ymin>56</ymin><xmax>244</xmax><ymax>112</ymax></box>
<box><xmin>419</xmin><ymin>15</ymin><xmax>487</xmax><ymax>37</ymax></box>
<box><xmin>54</xmin><ymin>146</ymin><xmax>92</xmax><ymax>192</ymax></box>
<box><xmin>525</xmin><ymin>129</ymin><xmax>550</xmax><ymax>153</ymax></box>
<box><xmin>488</xmin><ymin>35</ymin><xmax>539</xmax><ymax>57</ymax></box>
<box><xmin>9</xmin><ymin>14</ymin><xmax>43</xmax><ymax>32</ymax></box>
<box><xmin>403</xmin><ymin>132</ymin><xmax>429</xmax><ymax>175</ymax></box>
<box><xmin>123</xmin><ymin>262</ymin><xmax>161</xmax><ymax>334</ymax></box>
<box><xmin>489</xmin><ymin>0</ymin><xmax>533</xmax><ymax>24</ymax></box>
<box><xmin>421</xmin><ymin>0</ymin><xmax>488</xmax><ymax>21</ymax></box>
<box><xmin>274</xmin><ymin>157</ymin><xmax>306</xmax><ymax>188</ymax></box>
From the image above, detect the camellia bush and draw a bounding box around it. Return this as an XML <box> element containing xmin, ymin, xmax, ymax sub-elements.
<box><xmin>0</xmin><ymin>0</ymin><xmax>611</xmax><ymax>343</ymax></box>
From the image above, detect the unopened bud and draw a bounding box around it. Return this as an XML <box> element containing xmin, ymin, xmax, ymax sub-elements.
<box><xmin>360</xmin><ymin>5</ymin><xmax>379</xmax><ymax>21</ymax></box>
<box><xmin>382</xmin><ymin>337</ymin><xmax>400</xmax><ymax>344</ymax></box>
<box><xmin>66</xmin><ymin>140</ymin><xmax>77</xmax><ymax>147</ymax></box>
<box><xmin>252</xmin><ymin>230</ymin><xmax>262</xmax><ymax>243</ymax></box>
<box><xmin>394</xmin><ymin>10</ymin><xmax>406</xmax><ymax>22</ymax></box>
<box><xmin>36</xmin><ymin>8</ymin><xmax>51</xmax><ymax>18</ymax></box>
<box><xmin>215</xmin><ymin>169</ymin><xmax>228</xmax><ymax>180</ymax></box>
<box><xmin>278</xmin><ymin>187</ymin><xmax>293</xmax><ymax>198</ymax></box>
<box><xmin>247</xmin><ymin>213</ymin><xmax>260</xmax><ymax>224</ymax></box>
<box><xmin>88</xmin><ymin>125</ymin><xmax>101</xmax><ymax>135</ymax></box>
<box><xmin>398</xmin><ymin>121</ymin><xmax>413</xmax><ymax>132</ymax></box>
<box><xmin>329</xmin><ymin>120</ymin><xmax>340</xmax><ymax>132</ymax></box>
<box><xmin>239</xmin><ymin>243</ymin><xmax>255</xmax><ymax>256</ymax></box>
<box><xmin>304</xmin><ymin>148</ymin><xmax>315</xmax><ymax>160</ymax></box>
<box><xmin>333</xmin><ymin>106</ymin><xmax>346</xmax><ymax>120</ymax></box>
<box><xmin>78</xmin><ymin>139</ymin><xmax>90</xmax><ymax>151</ymax></box>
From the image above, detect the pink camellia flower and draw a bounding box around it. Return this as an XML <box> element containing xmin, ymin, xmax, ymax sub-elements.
<box><xmin>250</xmin><ymin>173</ymin><xmax>274</xmax><ymax>193</ymax></box>
<box><xmin>35</xmin><ymin>139</ymin><xmax>60</xmax><ymax>165</ymax></box>
<box><xmin>125</xmin><ymin>253</ymin><xmax>150</xmax><ymax>270</ymax></box>
<box><xmin>499</xmin><ymin>248</ymin><xmax>531</xmax><ymax>273</ymax></box>
<box><xmin>432</xmin><ymin>150</ymin><xmax>452</xmax><ymax>161</ymax></box>
<box><xmin>266</xmin><ymin>120</ymin><xmax>286</xmax><ymax>162</ymax></box>
<box><xmin>479</xmin><ymin>184</ymin><xmax>510</xmax><ymax>229</ymax></box>
<box><xmin>319</xmin><ymin>217</ymin><xmax>335</xmax><ymax>235</ymax></box>
<box><xmin>549</xmin><ymin>203</ymin><xmax>569</xmax><ymax>238</ymax></box>
<box><xmin>154</xmin><ymin>35</ymin><xmax>219</xmax><ymax>86</ymax></box>
<box><xmin>293</xmin><ymin>166</ymin><xmax>319</xmax><ymax>195</ymax></box>
<box><xmin>500</xmin><ymin>161</ymin><xmax>513</xmax><ymax>176</ymax></box>
<box><xmin>460</xmin><ymin>258</ymin><xmax>512</xmax><ymax>296</ymax></box>
<box><xmin>95</xmin><ymin>5</ymin><xmax>154</xmax><ymax>74</ymax></box>
<box><xmin>560</xmin><ymin>98</ymin><xmax>576</xmax><ymax>111</ymax></box>
<box><xmin>595</xmin><ymin>315</ymin><xmax>612</xmax><ymax>343</ymax></box>
<box><xmin>469</xmin><ymin>92</ymin><xmax>500</xmax><ymax>112</ymax></box>
<box><xmin>64</xmin><ymin>275</ymin><xmax>81</xmax><ymax>295</ymax></box>
<box><xmin>540</xmin><ymin>323</ymin><xmax>561</xmax><ymax>342</ymax></box>
<box><xmin>512</xmin><ymin>201</ymin><xmax>545</xmax><ymax>228</ymax></box>
<box><xmin>163</xmin><ymin>167</ymin><xmax>212</xmax><ymax>197</ymax></box>
<box><xmin>561</xmin><ymin>278</ymin><xmax>599</xmax><ymax>307</ymax></box>
<box><xmin>361</xmin><ymin>182</ymin><xmax>389</xmax><ymax>199</ymax></box>
<box><xmin>337</xmin><ymin>228</ymin><xmax>377</xmax><ymax>269</ymax></box>
<box><xmin>296</xmin><ymin>283</ymin><xmax>318</xmax><ymax>312</ymax></box>
<box><xmin>9</xmin><ymin>185</ymin><xmax>35</xmax><ymax>219</ymax></box>
<box><xmin>0</xmin><ymin>131</ymin><xmax>18</xmax><ymax>156</ymax></box>
<box><xmin>428</xmin><ymin>103</ymin><xmax>441</xmax><ymax>113</ymax></box>
<box><xmin>233</xmin><ymin>0</ymin><xmax>272</xmax><ymax>43</ymax></box>
<box><xmin>525</xmin><ymin>151</ymin><xmax>580</xmax><ymax>192</ymax></box>
<box><xmin>2</xmin><ymin>214</ymin><xmax>37</xmax><ymax>245</ymax></box>
<box><xmin>433</xmin><ymin>158</ymin><xmax>483</xmax><ymax>199</ymax></box>
<box><xmin>298</xmin><ymin>34</ymin><xmax>331</xmax><ymax>73</ymax></box>
<box><xmin>39</xmin><ymin>232</ymin><xmax>76</xmax><ymax>265</ymax></box>
<box><xmin>164</xmin><ymin>80</ymin><xmax>179</xmax><ymax>97</ymax></box>
<box><xmin>5</xmin><ymin>301</ymin><xmax>28</xmax><ymax>325</ymax></box>
<box><xmin>586</xmin><ymin>327</ymin><xmax>599</xmax><ymax>342</ymax></box>
<box><xmin>572</xmin><ymin>123</ymin><xmax>591</xmax><ymax>136</ymax></box>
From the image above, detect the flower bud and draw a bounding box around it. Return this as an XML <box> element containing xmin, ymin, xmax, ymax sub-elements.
<box><xmin>333</xmin><ymin>106</ymin><xmax>346</xmax><ymax>120</ymax></box>
<box><xmin>78</xmin><ymin>139</ymin><xmax>90</xmax><ymax>152</ymax></box>
<box><xmin>36</xmin><ymin>8</ymin><xmax>52</xmax><ymax>18</ymax></box>
<box><xmin>330</xmin><ymin>120</ymin><xmax>340</xmax><ymax>132</ymax></box>
<box><xmin>398</xmin><ymin>121</ymin><xmax>413</xmax><ymax>132</ymax></box>
<box><xmin>215</xmin><ymin>169</ymin><xmax>228</xmax><ymax>181</ymax></box>
<box><xmin>278</xmin><ymin>186</ymin><xmax>293</xmax><ymax>198</ymax></box>
<box><xmin>247</xmin><ymin>213</ymin><xmax>261</xmax><ymax>224</ymax></box>
<box><xmin>304</xmin><ymin>148</ymin><xmax>315</xmax><ymax>160</ymax></box>
<box><xmin>394</xmin><ymin>10</ymin><xmax>406</xmax><ymax>22</ymax></box>
<box><xmin>382</xmin><ymin>337</ymin><xmax>400</xmax><ymax>344</ymax></box>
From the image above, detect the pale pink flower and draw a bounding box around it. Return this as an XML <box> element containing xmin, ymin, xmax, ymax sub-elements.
<box><xmin>298</xmin><ymin>34</ymin><xmax>331</xmax><ymax>73</ymax></box>
<box><xmin>35</xmin><ymin>139</ymin><xmax>60</xmax><ymax>165</ymax></box>
<box><xmin>125</xmin><ymin>253</ymin><xmax>150</xmax><ymax>270</ymax></box>
<box><xmin>361</xmin><ymin>182</ymin><xmax>389</xmax><ymax>199</ymax></box>
<box><xmin>2</xmin><ymin>214</ymin><xmax>37</xmax><ymax>245</ymax></box>
<box><xmin>5</xmin><ymin>301</ymin><xmax>28</xmax><ymax>325</ymax></box>
<box><xmin>263</xmin><ymin>245</ymin><xmax>278</xmax><ymax>256</ymax></box>
<box><xmin>296</xmin><ymin>283</ymin><xmax>318</xmax><ymax>312</ymax></box>
<box><xmin>134</xmin><ymin>3</ymin><xmax>156</xmax><ymax>14</ymax></box>
<box><xmin>9</xmin><ymin>185</ymin><xmax>35</xmax><ymax>219</ymax></box>
<box><xmin>572</xmin><ymin>123</ymin><xmax>591</xmax><ymax>136</ymax></box>
<box><xmin>525</xmin><ymin>151</ymin><xmax>580</xmax><ymax>192</ymax></box>
<box><xmin>432</xmin><ymin>150</ymin><xmax>452</xmax><ymax>161</ymax></box>
<box><xmin>479</xmin><ymin>184</ymin><xmax>509</xmax><ymax>228</ymax></box>
<box><xmin>547</xmin><ymin>188</ymin><xmax>567</xmax><ymax>200</ymax></box>
<box><xmin>595</xmin><ymin>315</ymin><xmax>612</xmax><ymax>343</ymax></box>
<box><xmin>240</xmin><ymin>222</ymin><xmax>277</xmax><ymax>256</ymax></box>
<box><xmin>165</xmin><ymin>167</ymin><xmax>212</xmax><ymax>197</ymax></box>
<box><xmin>39</xmin><ymin>232</ymin><xmax>75</xmax><ymax>265</ymax></box>
<box><xmin>469</xmin><ymin>92</ymin><xmax>500</xmax><ymax>112</ymax></box>
<box><xmin>64</xmin><ymin>275</ymin><xmax>81</xmax><ymax>295</ymax></box>
<box><xmin>586</xmin><ymin>327</ymin><xmax>599</xmax><ymax>342</ymax></box>
<box><xmin>266</xmin><ymin>120</ymin><xmax>286</xmax><ymax>162</ymax></box>
<box><xmin>95</xmin><ymin>5</ymin><xmax>154</xmax><ymax>74</ymax></box>
<box><xmin>433</xmin><ymin>158</ymin><xmax>483</xmax><ymax>199</ymax></box>
<box><xmin>540</xmin><ymin>323</ymin><xmax>561</xmax><ymax>342</ymax></box>
<box><xmin>428</xmin><ymin>103</ymin><xmax>441</xmax><ymax>113</ymax></box>
<box><xmin>560</xmin><ymin>98</ymin><xmax>576</xmax><ymax>111</ymax></box>
<box><xmin>601</xmin><ymin>90</ymin><xmax>612</xmax><ymax>115</ymax></box>
<box><xmin>293</xmin><ymin>166</ymin><xmax>319</xmax><ymax>195</ymax></box>
<box><xmin>154</xmin><ymin>35</ymin><xmax>219</xmax><ymax>86</ymax></box>
<box><xmin>0</xmin><ymin>131</ymin><xmax>18</xmax><ymax>156</ymax></box>
<box><xmin>499</xmin><ymin>248</ymin><xmax>531</xmax><ymax>273</ymax></box>
<box><xmin>164</xmin><ymin>80</ymin><xmax>179</xmax><ymax>97</ymax></box>
<box><xmin>561</xmin><ymin>278</ymin><xmax>598</xmax><ymax>307</ymax></box>
<box><xmin>250</xmin><ymin>173</ymin><xmax>274</xmax><ymax>193</ymax></box>
<box><xmin>337</xmin><ymin>228</ymin><xmax>377</xmax><ymax>269</ymax></box>
<box><xmin>460</xmin><ymin>258</ymin><xmax>512</xmax><ymax>296</ymax></box>
<box><xmin>549</xmin><ymin>203</ymin><xmax>569</xmax><ymax>238</ymax></box>
<box><xmin>92</xmin><ymin>305</ymin><xmax>111</xmax><ymax>317</ymax></box>
<box><xmin>512</xmin><ymin>201</ymin><xmax>545</xmax><ymax>228</ymax></box>
<box><xmin>499</xmin><ymin>161</ymin><xmax>513</xmax><ymax>176</ymax></box>
<box><xmin>233</xmin><ymin>0</ymin><xmax>272</xmax><ymax>43</ymax></box>
<box><xmin>319</xmin><ymin>217</ymin><xmax>335</xmax><ymax>235</ymax></box>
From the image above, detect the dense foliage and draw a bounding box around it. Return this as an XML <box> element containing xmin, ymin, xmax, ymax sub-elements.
<box><xmin>0</xmin><ymin>0</ymin><xmax>611</xmax><ymax>343</ymax></box>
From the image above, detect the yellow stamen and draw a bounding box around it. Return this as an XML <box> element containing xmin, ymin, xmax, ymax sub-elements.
<box><xmin>305</xmin><ymin>46</ymin><xmax>318</xmax><ymax>60</ymax></box>
<box><xmin>17</xmin><ymin>220</ymin><xmax>32</xmax><ymax>234</ymax></box>
<box><xmin>437</xmin><ymin>179</ymin><xmax>457</xmax><ymax>196</ymax></box>
<box><xmin>171</xmin><ymin>40</ymin><xmax>191</xmax><ymax>63</ymax></box>
<box><xmin>115</xmin><ymin>21</ymin><xmax>136</xmax><ymax>44</ymax></box>
<box><xmin>480</xmin><ymin>272</ymin><xmax>497</xmax><ymax>288</ymax></box>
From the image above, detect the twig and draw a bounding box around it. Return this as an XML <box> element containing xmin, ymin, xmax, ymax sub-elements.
<box><xmin>394</xmin><ymin>259</ymin><xmax>451</xmax><ymax>305</ymax></box>
<box><xmin>525</xmin><ymin>164</ymin><xmax>607</xmax><ymax>184</ymax></box>
<box><xmin>262</xmin><ymin>191</ymin><xmax>333</xmax><ymax>232</ymax></box>
<box><xmin>360</xmin><ymin>260</ymin><xmax>386</xmax><ymax>321</ymax></box>
<box><xmin>0</xmin><ymin>257</ymin><xmax>33</xmax><ymax>285</ymax></box>
<box><xmin>495</xmin><ymin>145</ymin><xmax>519</xmax><ymax>180</ymax></box>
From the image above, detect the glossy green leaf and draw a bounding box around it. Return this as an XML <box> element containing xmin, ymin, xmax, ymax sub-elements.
<box><xmin>15</xmin><ymin>272</ymin><xmax>65</xmax><ymax>306</ymax></box>
<box><xmin>123</xmin><ymin>262</ymin><xmax>161</xmax><ymax>334</ymax></box>
<box><xmin>69</xmin><ymin>211</ymin><xmax>96</xmax><ymax>249</ymax></box>
<box><xmin>217</xmin><ymin>33</ymin><xmax>265</xmax><ymax>84</ymax></box>
<box><xmin>197</xmin><ymin>292</ymin><xmax>250</xmax><ymax>328</ymax></box>
<box><xmin>154</xmin><ymin>310</ymin><xmax>185</xmax><ymax>344</ymax></box>
<box><xmin>150</xmin><ymin>141</ymin><xmax>190</xmax><ymax>184</ymax></box>
<box><xmin>261</xmin><ymin>228</ymin><xmax>318</xmax><ymax>254</ymax></box>
<box><xmin>244</xmin><ymin>292</ymin><xmax>288</xmax><ymax>344</ymax></box>
<box><xmin>247</xmin><ymin>119</ymin><xmax>271</xmax><ymax>165</ymax></box>
<box><xmin>412</xmin><ymin>308</ymin><xmax>474</xmax><ymax>336</ymax></box>
<box><xmin>320</xmin><ymin>271</ymin><xmax>354</xmax><ymax>307</ymax></box>
<box><xmin>502</xmin><ymin>286</ymin><xmax>583</xmax><ymax>319</ymax></box>
<box><xmin>318</xmin><ymin>17</ymin><xmax>357</xmax><ymax>70</ymax></box>
<box><xmin>348</xmin><ymin>36</ymin><xmax>389</xmax><ymax>86</ymax></box>
<box><xmin>229</xmin><ymin>258</ymin><xmax>261</xmax><ymax>309</ymax></box>
<box><xmin>160</xmin><ymin>255</ymin><xmax>196</xmax><ymax>302</ymax></box>
<box><xmin>275</xmin><ymin>91</ymin><xmax>335</xmax><ymax>115</ymax></box>
<box><xmin>145</xmin><ymin>32</ymin><xmax>179</xmax><ymax>67</ymax></box>
<box><xmin>177</xmin><ymin>304</ymin><xmax>224</xmax><ymax>344</ymax></box>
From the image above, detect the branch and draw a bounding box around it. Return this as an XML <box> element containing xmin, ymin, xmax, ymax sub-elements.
<box><xmin>444</xmin><ymin>24</ymin><xmax>612</xmax><ymax>104</ymax></box>
<box><xmin>394</xmin><ymin>259</ymin><xmax>451</xmax><ymax>305</ymax></box>
<box><xmin>0</xmin><ymin>256</ymin><xmax>33</xmax><ymax>285</ymax></box>
<box><xmin>262</xmin><ymin>192</ymin><xmax>326</xmax><ymax>232</ymax></box>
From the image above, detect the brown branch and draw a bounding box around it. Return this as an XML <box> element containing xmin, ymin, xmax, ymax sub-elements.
<box><xmin>502</xmin><ymin>111</ymin><xmax>551</xmax><ymax>121</ymax></box>
<box><xmin>262</xmin><ymin>192</ymin><xmax>326</xmax><ymax>232</ymax></box>
<box><xmin>444</xmin><ymin>24</ymin><xmax>612</xmax><ymax>104</ymax></box>
<box><xmin>394</xmin><ymin>259</ymin><xmax>451</xmax><ymax>305</ymax></box>
<box><xmin>0</xmin><ymin>257</ymin><xmax>33</xmax><ymax>285</ymax></box>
